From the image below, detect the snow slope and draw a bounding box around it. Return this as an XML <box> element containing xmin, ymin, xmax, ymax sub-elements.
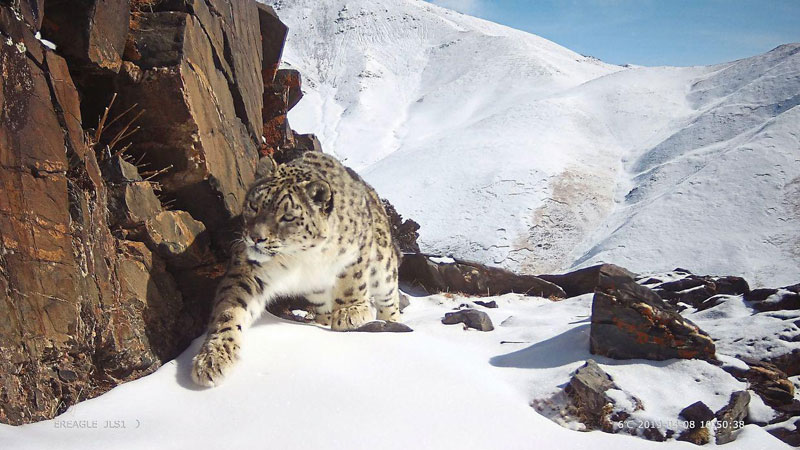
<box><xmin>0</xmin><ymin>293</ymin><xmax>788</xmax><ymax>449</ymax></box>
<box><xmin>269</xmin><ymin>0</ymin><xmax>800</xmax><ymax>287</ymax></box>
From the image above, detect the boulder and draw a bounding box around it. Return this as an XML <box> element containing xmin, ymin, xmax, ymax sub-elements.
<box><xmin>539</xmin><ymin>264</ymin><xmax>636</xmax><ymax>298</ymax></box>
<box><xmin>353</xmin><ymin>321</ymin><xmax>413</xmax><ymax>333</ymax></box>
<box><xmin>400</xmin><ymin>253</ymin><xmax>565</xmax><ymax>298</ymax></box>
<box><xmin>766</xmin><ymin>349</ymin><xmax>800</xmax><ymax>377</ymax></box>
<box><xmin>677</xmin><ymin>426</ymin><xmax>710</xmax><ymax>446</ymax></box>
<box><xmin>647</xmin><ymin>271</ymin><xmax>751</xmax><ymax>310</ymax></box>
<box><xmin>564</xmin><ymin>360</ymin><xmax>617</xmax><ymax>431</ymax></box>
<box><xmin>142</xmin><ymin>0</ymin><xmax>265</xmax><ymax>141</ymax></box>
<box><xmin>102</xmin><ymin>154</ymin><xmax>143</xmax><ymax>183</ymax></box>
<box><xmin>442</xmin><ymin>309</ymin><xmax>494</xmax><ymax>331</ymax></box>
<box><xmin>293</xmin><ymin>132</ymin><xmax>324</xmax><ymax>153</ymax></box>
<box><xmin>723</xmin><ymin>359</ymin><xmax>794</xmax><ymax>408</ymax></box>
<box><xmin>677</xmin><ymin>401</ymin><xmax>714</xmax><ymax>445</ymax></box>
<box><xmin>714</xmin><ymin>391</ymin><xmax>749</xmax><ymax>444</ymax></box>
<box><xmin>768</xmin><ymin>419</ymin><xmax>800</xmax><ymax>447</ymax></box>
<box><xmin>745</xmin><ymin>284</ymin><xmax>800</xmax><ymax>312</ymax></box>
<box><xmin>271</xmin><ymin>132</ymin><xmax>324</xmax><ymax>164</ymax></box>
<box><xmin>475</xmin><ymin>300</ymin><xmax>498</xmax><ymax>308</ymax></box>
<box><xmin>110</xmin><ymin>241</ymin><xmax>185</xmax><ymax>376</ymax></box>
<box><xmin>679</xmin><ymin>401</ymin><xmax>715</xmax><ymax>423</ymax></box>
<box><xmin>590</xmin><ymin>265</ymin><xmax>716</xmax><ymax>361</ymax></box>
<box><xmin>40</xmin><ymin>0</ymin><xmax>130</xmax><ymax>125</ymax></box>
<box><xmin>261</xmin><ymin>69</ymin><xmax>304</xmax><ymax>160</ymax></box>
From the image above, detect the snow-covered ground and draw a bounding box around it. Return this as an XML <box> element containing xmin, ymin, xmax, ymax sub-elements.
<box><xmin>0</xmin><ymin>292</ymin><xmax>788</xmax><ymax>449</ymax></box>
<box><xmin>271</xmin><ymin>0</ymin><xmax>800</xmax><ymax>287</ymax></box>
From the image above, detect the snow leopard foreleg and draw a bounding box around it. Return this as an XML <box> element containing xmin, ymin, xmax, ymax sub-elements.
<box><xmin>191</xmin><ymin>263</ymin><xmax>269</xmax><ymax>387</ymax></box>
<box><xmin>330</xmin><ymin>259</ymin><xmax>373</xmax><ymax>331</ymax></box>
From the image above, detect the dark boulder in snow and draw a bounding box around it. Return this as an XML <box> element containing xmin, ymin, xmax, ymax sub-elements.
<box><xmin>677</xmin><ymin>401</ymin><xmax>714</xmax><ymax>445</ymax></box>
<box><xmin>745</xmin><ymin>283</ymin><xmax>800</xmax><ymax>312</ymax></box>
<box><xmin>769</xmin><ymin>419</ymin><xmax>800</xmax><ymax>446</ymax></box>
<box><xmin>442</xmin><ymin>309</ymin><xmax>494</xmax><ymax>331</ymax></box>
<box><xmin>639</xmin><ymin>270</ymin><xmax>750</xmax><ymax>311</ymax></box>
<box><xmin>590</xmin><ymin>265</ymin><xmax>716</xmax><ymax>361</ymax></box>
<box><xmin>475</xmin><ymin>300</ymin><xmax>498</xmax><ymax>308</ymax></box>
<box><xmin>353</xmin><ymin>321</ymin><xmax>413</xmax><ymax>333</ymax></box>
<box><xmin>564</xmin><ymin>360</ymin><xmax>618</xmax><ymax>432</ymax></box>
<box><xmin>399</xmin><ymin>293</ymin><xmax>411</xmax><ymax>311</ymax></box>
<box><xmin>714</xmin><ymin>391</ymin><xmax>749</xmax><ymax>444</ymax></box>
<box><xmin>680</xmin><ymin>400</ymin><xmax>715</xmax><ymax>423</ymax></box>
<box><xmin>766</xmin><ymin>349</ymin><xmax>800</xmax><ymax>378</ymax></box>
<box><xmin>400</xmin><ymin>253</ymin><xmax>565</xmax><ymax>298</ymax></box>
<box><xmin>723</xmin><ymin>358</ymin><xmax>795</xmax><ymax>410</ymax></box>
<box><xmin>539</xmin><ymin>264</ymin><xmax>636</xmax><ymax>298</ymax></box>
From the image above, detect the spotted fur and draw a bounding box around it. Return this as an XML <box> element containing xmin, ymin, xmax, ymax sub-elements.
<box><xmin>191</xmin><ymin>152</ymin><xmax>402</xmax><ymax>387</ymax></box>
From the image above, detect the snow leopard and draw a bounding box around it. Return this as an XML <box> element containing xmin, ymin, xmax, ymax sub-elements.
<box><xmin>191</xmin><ymin>151</ymin><xmax>402</xmax><ymax>387</ymax></box>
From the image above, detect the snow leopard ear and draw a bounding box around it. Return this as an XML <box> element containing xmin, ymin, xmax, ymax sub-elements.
<box><xmin>305</xmin><ymin>180</ymin><xmax>333</xmax><ymax>214</ymax></box>
<box><xmin>255</xmin><ymin>155</ymin><xmax>276</xmax><ymax>180</ymax></box>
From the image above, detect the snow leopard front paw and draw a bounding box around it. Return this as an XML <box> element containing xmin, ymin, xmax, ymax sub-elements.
<box><xmin>191</xmin><ymin>336</ymin><xmax>240</xmax><ymax>387</ymax></box>
<box><xmin>331</xmin><ymin>303</ymin><xmax>372</xmax><ymax>331</ymax></box>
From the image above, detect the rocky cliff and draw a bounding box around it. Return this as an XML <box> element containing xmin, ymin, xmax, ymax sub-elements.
<box><xmin>0</xmin><ymin>0</ymin><xmax>313</xmax><ymax>425</ymax></box>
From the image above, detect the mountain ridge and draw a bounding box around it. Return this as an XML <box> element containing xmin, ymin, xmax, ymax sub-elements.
<box><xmin>266</xmin><ymin>0</ymin><xmax>800</xmax><ymax>287</ymax></box>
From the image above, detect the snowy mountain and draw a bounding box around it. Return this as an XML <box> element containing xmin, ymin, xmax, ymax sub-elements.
<box><xmin>269</xmin><ymin>0</ymin><xmax>800</xmax><ymax>287</ymax></box>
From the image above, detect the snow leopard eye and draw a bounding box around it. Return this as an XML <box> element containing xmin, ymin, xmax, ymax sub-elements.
<box><xmin>248</xmin><ymin>200</ymin><xmax>259</xmax><ymax>211</ymax></box>
<box><xmin>280</xmin><ymin>214</ymin><xmax>296</xmax><ymax>223</ymax></box>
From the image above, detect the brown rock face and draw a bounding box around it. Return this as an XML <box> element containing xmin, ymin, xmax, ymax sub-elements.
<box><xmin>118</xmin><ymin>10</ymin><xmax>259</xmax><ymax>233</ymax></box>
<box><xmin>590</xmin><ymin>265</ymin><xmax>716</xmax><ymax>361</ymax></box>
<box><xmin>0</xmin><ymin>0</ymin><xmax>294</xmax><ymax>425</ymax></box>
<box><xmin>0</xmin><ymin>6</ymin><xmax>187</xmax><ymax>422</ymax></box>
<box><xmin>41</xmin><ymin>0</ymin><xmax>130</xmax><ymax>73</ymax></box>
<box><xmin>257</xmin><ymin>3</ymin><xmax>287</xmax><ymax>84</ymax></box>
<box><xmin>40</xmin><ymin>0</ymin><xmax>130</xmax><ymax>125</ymax></box>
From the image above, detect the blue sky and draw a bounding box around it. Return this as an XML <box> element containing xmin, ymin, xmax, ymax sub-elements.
<box><xmin>427</xmin><ymin>0</ymin><xmax>800</xmax><ymax>66</ymax></box>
